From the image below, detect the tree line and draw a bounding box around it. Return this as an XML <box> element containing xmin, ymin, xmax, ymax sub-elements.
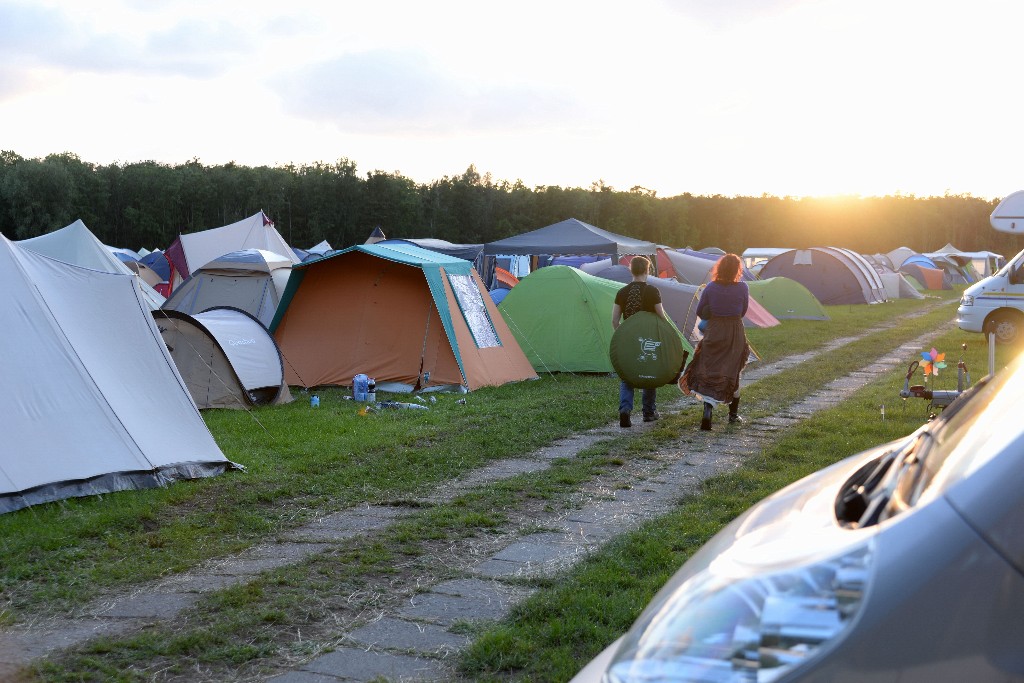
<box><xmin>1</xmin><ymin>151</ymin><xmax>1019</xmax><ymax>258</ymax></box>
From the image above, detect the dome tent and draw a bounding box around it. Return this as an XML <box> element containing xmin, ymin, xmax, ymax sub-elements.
<box><xmin>161</xmin><ymin>248</ymin><xmax>294</xmax><ymax>329</ymax></box>
<box><xmin>155</xmin><ymin>307</ymin><xmax>292</xmax><ymax>409</ymax></box>
<box><xmin>497</xmin><ymin>266</ymin><xmax>692</xmax><ymax>373</ymax></box>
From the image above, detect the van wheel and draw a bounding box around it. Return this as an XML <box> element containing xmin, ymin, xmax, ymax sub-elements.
<box><xmin>987</xmin><ymin>310</ymin><xmax>1024</xmax><ymax>345</ymax></box>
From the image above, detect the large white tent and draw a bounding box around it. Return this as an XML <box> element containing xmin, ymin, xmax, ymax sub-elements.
<box><xmin>165</xmin><ymin>212</ymin><xmax>299</xmax><ymax>292</ymax></box>
<box><xmin>18</xmin><ymin>219</ymin><xmax>166</xmax><ymax>310</ymax></box>
<box><xmin>0</xmin><ymin>236</ymin><xmax>236</xmax><ymax>514</ymax></box>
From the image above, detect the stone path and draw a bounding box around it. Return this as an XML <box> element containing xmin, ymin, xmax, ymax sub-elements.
<box><xmin>0</xmin><ymin>302</ymin><xmax>956</xmax><ymax>682</ymax></box>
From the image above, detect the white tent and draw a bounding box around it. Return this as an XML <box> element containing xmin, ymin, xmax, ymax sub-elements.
<box><xmin>0</xmin><ymin>236</ymin><xmax>236</xmax><ymax>514</ymax></box>
<box><xmin>161</xmin><ymin>249</ymin><xmax>294</xmax><ymax>329</ymax></box>
<box><xmin>18</xmin><ymin>220</ymin><xmax>166</xmax><ymax>310</ymax></box>
<box><xmin>166</xmin><ymin>211</ymin><xmax>299</xmax><ymax>291</ymax></box>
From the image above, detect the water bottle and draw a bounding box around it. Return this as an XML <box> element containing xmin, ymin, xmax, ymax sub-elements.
<box><xmin>310</xmin><ymin>394</ymin><xmax>320</xmax><ymax>408</ymax></box>
<box><xmin>367</xmin><ymin>378</ymin><xmax>376</xmax><ymax>403</ymax></box>
<box><xmin>353</xmin><ymin>374</ymin><xmax>368</xmax><ymax>401</ymax></box>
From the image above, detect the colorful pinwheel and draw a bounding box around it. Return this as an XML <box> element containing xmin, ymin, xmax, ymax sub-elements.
<box><xmin>920</xmin><ymin>348</ymin><xmax>947</xmax><ymax>378</ymax></box>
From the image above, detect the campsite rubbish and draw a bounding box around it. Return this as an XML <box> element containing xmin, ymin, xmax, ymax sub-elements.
<box><xmin>429</xmin><ymin>396</ymin><xmax>437</xmax><ymax>403</ymax></box>
<box><xmin>353</xmin><ymin>374</ymin><xmax>369</xmax><ymax>401</ymax></box>
<box><xmin>414</xmin><ymin>395</ymin><xmax>427</xmax><ymax>403</ymax></box>
<box><xmin>457</xmin><ymin>398</ymin><xmax>467</xmax><ymax>405</ymax></box>
<box><xmin>367</xmin><ymin>378</ymin><xmax>376</xmax><ymax>403</ymax></box>
<box><xmin>310</xmin><ymin>394</ymin><xmax>320</xmax><ymax>407</ymax></box>
<box><xmin>379</xmin><ymin>401</ymin><xmax>429</xmax><ymax>411</ymax></box>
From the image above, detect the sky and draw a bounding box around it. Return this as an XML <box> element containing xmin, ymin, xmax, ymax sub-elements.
<box><xmin>1</xmin><ymin>0</ymin><xmax>1022</xmax><ymax>200</ymax></box>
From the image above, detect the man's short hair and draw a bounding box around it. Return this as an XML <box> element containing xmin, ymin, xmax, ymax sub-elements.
<box><xmin>630</xmin><ymin>256</ymin><xmax>651</xmax><ymax>276</ymax></box>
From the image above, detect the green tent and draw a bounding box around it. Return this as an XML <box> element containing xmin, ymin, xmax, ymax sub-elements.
<box><xmin>498</xmin><ymin>266</ymin><xmax>692</xmax><ymax>373</ymax></box>
<box><xmin>747</xmin><ymin>277</ymin><xmax>829</xmax><ymax>321</ymax></box>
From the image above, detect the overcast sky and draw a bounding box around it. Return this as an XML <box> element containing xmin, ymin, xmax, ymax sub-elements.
<box><xmin>1</xmin><ymin>0</ymin><xmax>1021</xmax><ymax>199</ymax></box>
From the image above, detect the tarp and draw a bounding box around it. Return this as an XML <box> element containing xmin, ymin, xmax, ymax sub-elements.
<box><xmin>18</xmin><ymin>219</ymin><xmax>166</xmax><ymax>310</ymax></box>
<box><xmin>0</xmin><ymin>236</ymin><xmax>235</xmax><ymax>514</ymax></box>
<box><xmin>758</xmin><ymin>247</ymin><xmax>887</xmax><ymax>305</ymax></box>
<box><xmin>483</xmin><ymin>218</ymin><xmax>657</xmax><ymax>257</ymax></box>
<box><xmin>155</xmin><ymin>308</ymin><xmax>292</xmax><ymax>409</ymax></box>
<box><xmin>497</xmin><ymin>265</ymin><xmax>692</xmax><ymax>373</ymax></box>
<box><xmin>747</xmin><ymin>277</ymin><xmax>829</xmax><ymax>320</ymax></box>
<box><xmin>161</xmin><ymin>249</ymin><xmax>294</xmax><ymax>329</ymax></box>
<box><xmin>271</xmin><ymin>243</ymin><xmax>537</xmax><ymax>392</ymax></box>
<box><xmin>165</xmin><ymin>211</ymin><xmax>298</xmax><ymax>292</ymax></box>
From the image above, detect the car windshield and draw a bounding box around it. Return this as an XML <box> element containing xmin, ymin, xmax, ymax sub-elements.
<box><xmin>886</xmin><ymin>358</ymin><xmax>1021</xmax><ymax>516</ymax></box>
<box><xmin>838</xmin><ymin>356</ymin><xmax>1023</xmax><ymax>528</ymax></box>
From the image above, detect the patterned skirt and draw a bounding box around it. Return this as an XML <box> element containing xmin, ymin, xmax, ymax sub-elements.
<box><xmin>678</xmin><ymin>315</ymin><xmax>749</xmax><ymax>404</ymax></box>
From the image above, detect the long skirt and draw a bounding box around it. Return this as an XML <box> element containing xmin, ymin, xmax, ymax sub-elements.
<box><xmin>678</xmin><ymin>315</ymin><xmax>749</xmax><ymax>404</ymax></box>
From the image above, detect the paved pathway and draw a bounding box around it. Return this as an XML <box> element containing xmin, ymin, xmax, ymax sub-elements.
<box><xmin>0</xmin><ymin>303</ymin><xmax>956</xmax><ymax>681</ymax></box>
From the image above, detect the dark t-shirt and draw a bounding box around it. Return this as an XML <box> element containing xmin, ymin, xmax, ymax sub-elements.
<box><xmin>615</xmin><ymin>281</ymin><xmax>662</xmax><ymax>319</ymax></box>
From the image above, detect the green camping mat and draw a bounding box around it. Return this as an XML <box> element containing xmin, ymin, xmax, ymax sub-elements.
<box><xmin>610</xmin><ymin>311</ymin><xmax>686</xmax><ymax>388</ymax></box>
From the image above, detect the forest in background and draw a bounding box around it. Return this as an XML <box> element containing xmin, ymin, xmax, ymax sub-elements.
<box><xmin>1</xmin><ymin>151</ymin><xmax>1020</xmax><ymax>258</ymax></box>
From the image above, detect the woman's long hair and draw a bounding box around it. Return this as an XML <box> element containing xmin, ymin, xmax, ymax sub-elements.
<box><xmin>711</xmin><ymin>253</ymin><xmax>743</xmax><ymax>284</ymax></box>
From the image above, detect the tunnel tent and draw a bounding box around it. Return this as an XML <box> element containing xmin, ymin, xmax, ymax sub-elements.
<box><xmin>757</xmin><ymin>247</ymin><xmax>886</xmax><ymax>305</ymax></box>
<box><xmin>155</xmin><ymin>307</ymin><xmax>292</xmax><ymax>409</ymax></box>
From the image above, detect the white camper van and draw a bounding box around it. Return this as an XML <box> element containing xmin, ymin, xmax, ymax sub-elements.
<box><xmin>956</xmin><ymin>190</ymin><xmax>1024</xmax><ymax>344</ymax></box>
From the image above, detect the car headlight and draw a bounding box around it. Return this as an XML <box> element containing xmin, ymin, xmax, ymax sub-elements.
<box><xmin>604</xmin><ymin>543</ymin><xmax>872</xmax><ymax>683</ymax></box>
<box><xmin>960</xmin><ymin>295</ymin><xmax>974</xmax><ymax>306</ymax></box>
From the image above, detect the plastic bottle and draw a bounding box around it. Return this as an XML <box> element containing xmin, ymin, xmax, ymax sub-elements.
<box><xmin>353</xmin><ymin>374</ymin><xmax>368</xmax><ymax>401</ymax></box>
<box><xmin>367</xmin><ymin>378</ymin><xmax>376</xmax><ymax>403</ymax></box>
<box><xmin>310</xmin><ymin>394</ymin><xmax>320</xmax><ymax>407</ymax></box>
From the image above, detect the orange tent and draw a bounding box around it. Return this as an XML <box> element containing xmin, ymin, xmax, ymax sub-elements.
<box><xmin>270</xmin><ymin>243</ymin><xmax>537</xmax><ymax>392</ymax></box>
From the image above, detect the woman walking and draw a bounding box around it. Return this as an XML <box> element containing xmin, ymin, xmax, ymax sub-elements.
<box><xmin>678</xmin><ymin>253</ymin><xmax>750</xmax><ymax>430</ymax></box>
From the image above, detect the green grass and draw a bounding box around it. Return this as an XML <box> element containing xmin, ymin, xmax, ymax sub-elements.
<box><xmin>4</xmin><ymin>287</ymin><xmax>999</xmax><ymax>681</ymax></box>
<box><xmin>0</xmin><ymin>375</ymin><xmax>615</xmax><ymax>616</ymax></box>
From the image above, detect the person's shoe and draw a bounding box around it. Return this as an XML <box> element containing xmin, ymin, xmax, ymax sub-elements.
<box><xmin>700</xmin><ymin>402</ymin><xmax>713</xmax><ymax>431</ymax></box>
<box><xmin>620</xmin><ymin>412</ymin><xmax>631</xmax><ymax>428</ymax></box>
<box><xmin>643</xmin><ymin>410</ymin><xmax>660</xmax><ymax>422</ymax></box>
<box><xmin>728</xmin><ymin>397</ymin><xmax>742</xmax><ymax>424</ymax></box>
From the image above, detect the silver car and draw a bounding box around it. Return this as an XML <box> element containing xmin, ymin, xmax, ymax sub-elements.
<box><xmin>572</xmin><ymin>354</ymin><xmax>1024</xmax><ymax>682</ymax></box>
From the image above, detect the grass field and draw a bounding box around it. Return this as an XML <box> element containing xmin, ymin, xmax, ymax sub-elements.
<box><xmin>6</xmin><ymin>287</ymin><xmax>1018</xmax><ymax>681</ymax></box>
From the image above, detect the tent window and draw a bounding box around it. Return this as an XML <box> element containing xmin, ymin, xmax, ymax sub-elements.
<box><xmin>447</xmin><ymin>273</ymin><xmax>501</xmax><ymax>348</ymax></box>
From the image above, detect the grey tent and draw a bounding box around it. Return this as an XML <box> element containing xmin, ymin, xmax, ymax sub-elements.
<box><xmin>155</xmin><ymin>308</ymin><xmax>292</xmax><ymax>409</ymax></box>
<box><xmin>161</xmin><ymin>249</ymin><xmax>293</xmax><ymax>329</ymax></box>
<box><xmin>1</xmin><ymin>235</ymin><xmax>235</xmax><ymax>514</ymax></box>
<box><xmin>483</xmin><ymin>218</ymin><xmax>657</xmax><ymax>258</ymax></box>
